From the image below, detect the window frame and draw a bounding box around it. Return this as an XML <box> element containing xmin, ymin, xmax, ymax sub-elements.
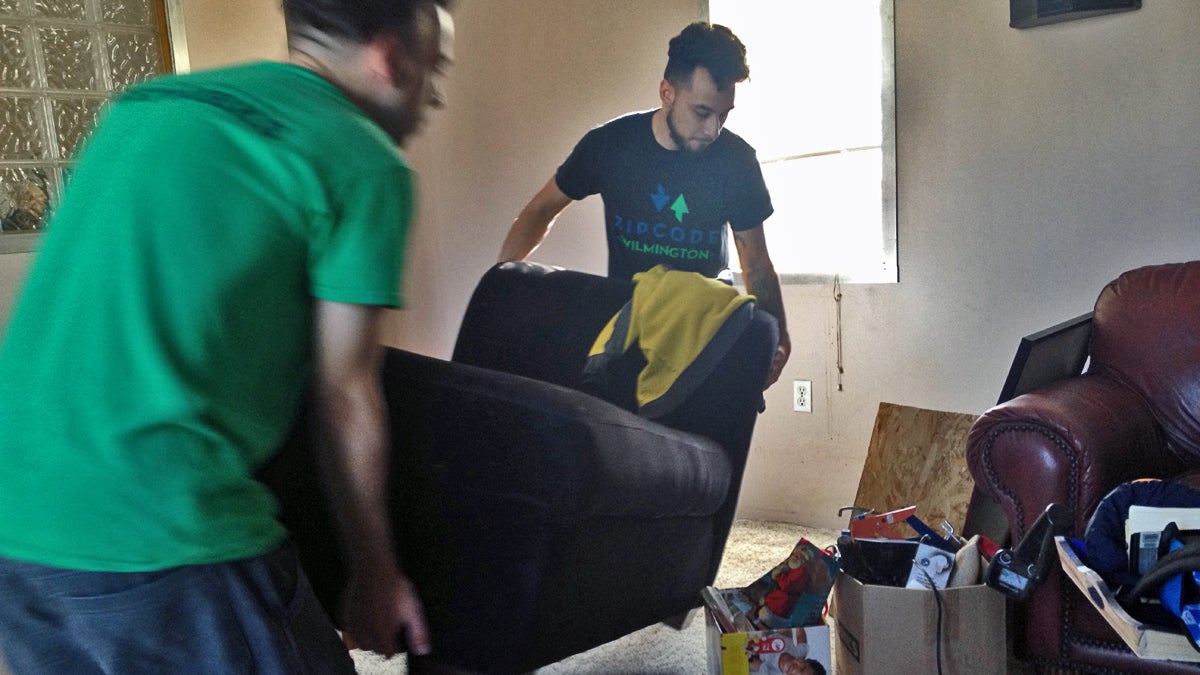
<box><xmin>705</xmin><ymin>0</ymin><xmax>898</xmax><ymax>285</ymax></box>
<box><xmin>0</xmin><ymin>0</ymin><xmax>183</xmax><ymax>255</ymax></box>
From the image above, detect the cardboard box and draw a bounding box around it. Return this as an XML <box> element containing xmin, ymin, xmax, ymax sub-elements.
<box><xmin>826</xmin><ymin>570</ymin><xmax>1006</xmax><ymax>674</ymax></box>
<box><xmin>702</xmin><ymin>587</ymin><xmax>833</xmax><ymax>675</ymax></box>
<box><xmin>1055</xmin><ymin>536</ymin><xmax>1200</xmax><ymax>662</ymax></box>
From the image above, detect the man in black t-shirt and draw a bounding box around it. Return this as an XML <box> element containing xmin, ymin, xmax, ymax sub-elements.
<box><xmin>498</xmin><ymin>22</ymin><xmax>790</xmax><ymax>387</ymax></box>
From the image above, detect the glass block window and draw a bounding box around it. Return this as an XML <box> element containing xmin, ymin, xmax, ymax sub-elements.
<box><xmin>0</xmin><ymin>0</ymin><xmax>170</xmax><ymax>234</ymax></box>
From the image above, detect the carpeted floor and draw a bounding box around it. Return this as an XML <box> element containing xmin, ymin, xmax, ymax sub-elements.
<box><xmin>0</xmin><ymin>520</ymin><xmax>833</xmax><ymax>675</ymax></box>
<box><xmin>351</xmin><ymin>519</ymin><xmax>839</xmax><ymax>675</ymax></box>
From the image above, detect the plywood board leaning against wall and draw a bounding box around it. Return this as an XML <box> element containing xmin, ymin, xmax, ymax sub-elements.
<box><xmin>852</xmin><ymin>402</ymin><xmax>978</xmax><ymax>537</ymax></box>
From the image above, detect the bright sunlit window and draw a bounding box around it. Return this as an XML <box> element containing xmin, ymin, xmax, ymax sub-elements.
<box><xmin>708</xmin><ymin>0</ymin><xmax>896</xmax><ymax>283</ymax></box>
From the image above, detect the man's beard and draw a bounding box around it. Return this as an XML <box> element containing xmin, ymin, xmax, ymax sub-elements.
<box><xmin>665</xmin><ymin>107</ymin><xmax>710</xmax><ymax>155</ymax></box>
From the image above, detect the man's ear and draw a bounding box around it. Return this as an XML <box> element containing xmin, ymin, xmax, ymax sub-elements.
<box><xmin>366</xmin><ymin>32</ymin><xmax>416</xmax><ymax>91</ymax></box>
<box><xmin>659</xmin><ymin>78</ymin><xmax>675</xmax><ymax>108</ymax></box>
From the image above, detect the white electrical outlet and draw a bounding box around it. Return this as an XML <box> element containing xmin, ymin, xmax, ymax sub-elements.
<box><xmin>793</xmin><ymin>380</ymin><xmax>812</xmax><ymax>413</ymax></box>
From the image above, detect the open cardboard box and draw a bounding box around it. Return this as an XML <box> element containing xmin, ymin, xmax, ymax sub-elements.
<box><xmin>825</xmin><ymin>544</ymin><xmax>1006</xmax><ymax>674</ymax></box>
<box><xmin>1055</xmin><ymin>536</ymin><xmax>1200</xmax><ymax>662</ymax></box>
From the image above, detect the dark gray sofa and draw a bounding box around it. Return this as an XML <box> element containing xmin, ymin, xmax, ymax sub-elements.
<box><xmin>261</xmin><ymin>261</ymin><xmax>779</xmax><ymax>673</ymax></box>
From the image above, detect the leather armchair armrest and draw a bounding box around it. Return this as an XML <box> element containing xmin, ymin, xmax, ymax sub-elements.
<box><xmin>968</xmin><ymin>373</ymin><xmax>1182</xmax><ymax>539</ymax></box>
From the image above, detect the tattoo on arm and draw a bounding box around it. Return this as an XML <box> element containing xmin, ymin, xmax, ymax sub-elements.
<box><xmin>733</xmin><ymin>227</ymin><xmax>789</xmax><ymax>353</ymax></box>
<box><xmin>745</xmin><ymin>267</ymin><xmax>786</xmax><ymax>324</ymax></box>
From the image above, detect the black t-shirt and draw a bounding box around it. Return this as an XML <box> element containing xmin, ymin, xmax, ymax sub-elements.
<box><xmin>555</xmin><ymin>110</ymin><xmax>774</xmax><ymax>280</ymax></box>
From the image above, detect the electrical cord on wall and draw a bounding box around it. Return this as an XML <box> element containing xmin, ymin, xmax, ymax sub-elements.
<box><xmin>834</xmin><ymin>275</ymin><xmax>844</xmax><ymax>391</ymax></box>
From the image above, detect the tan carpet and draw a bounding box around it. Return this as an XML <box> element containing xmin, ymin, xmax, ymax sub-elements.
<box><xmin>352</xmin><ymin>519</ymin><xmax>840</xmax><ymax>675</ymax></box>
<box><xmin>0</xmin><ymin>520</ymin><xmax>834</xmax><ymax>675</ymax></box>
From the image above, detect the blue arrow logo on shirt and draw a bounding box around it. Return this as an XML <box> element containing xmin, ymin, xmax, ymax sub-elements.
<box><xmin>670</xmin><ymin>194</ymin><xmax>689</xmax><ymax>223</ymax></box>
<box><xmin>651</xmin><ymin>184</ymin><xmax>670</xmax><ymax>212</ymax></box>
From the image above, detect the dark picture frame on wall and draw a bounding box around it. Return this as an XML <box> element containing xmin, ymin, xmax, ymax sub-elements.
<box><xmin>1010</xmin><ymin>0</ymin><xmax>1141</xmax><ymax>29</ymax></box>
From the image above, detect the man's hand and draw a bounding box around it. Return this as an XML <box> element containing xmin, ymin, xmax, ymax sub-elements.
<box><xmin>340</xmin><ymin>569</ymin><xmax>431</xmax><ymax>658</ymax></box>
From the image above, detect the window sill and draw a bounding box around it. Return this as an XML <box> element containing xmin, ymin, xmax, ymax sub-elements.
<box><xmin>0</xmin><ymin>233</ymin><xmax>40</xmax><ymax>255</ymax></box>
<box><xmin>732</xmin><ymin>270</ymin><xmax>897</xmax><ymax>286</ymax></box>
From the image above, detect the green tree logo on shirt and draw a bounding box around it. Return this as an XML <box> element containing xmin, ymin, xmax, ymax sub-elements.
<box><xmin>669</xmin><ymin>194</ymin><xmax>689</xmax><ymax>223</ymax></box>
<box><xmin>650</xmin><ymin>184</ymin><xmax>690</xmax><ymax>223</ymax></box>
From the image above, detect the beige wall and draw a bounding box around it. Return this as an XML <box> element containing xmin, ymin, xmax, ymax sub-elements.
<box><xmin>4</xmin><ymin>1</ymin><xmax>1199</xmax><ymax>531</ymax></box>
<box><xmin>174</xmin><ymin>0</ymin><xmax>288</xmax><ymax>70</ymax></box>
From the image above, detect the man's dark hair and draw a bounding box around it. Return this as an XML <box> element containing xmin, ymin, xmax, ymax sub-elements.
<box><xmin>807</xmin><ymin>658</ymin><xmax>828</xmax><ymax>675</ymax></box>
<box><xmin>663</xmin><ymin>22</ymin><xmax>749</xmax><ymax>91</ymax></box>
<box><xmin>283</xmin><ymin>0</ymin><xmax>449</xmax><ymax>44</ymax></box>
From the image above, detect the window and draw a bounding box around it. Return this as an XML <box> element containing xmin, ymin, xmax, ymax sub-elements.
<box><xmin>0</xmin><ymin>0</ymin><xmax>175</xmax><ymax>253</ymax></box>
<box><xmin>707</xmin><ymin>0</ymin><xmax>897</xmax><ymax>283</ymax></box>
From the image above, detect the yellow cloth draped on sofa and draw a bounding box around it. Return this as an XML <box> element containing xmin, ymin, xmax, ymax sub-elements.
<box><xmin>586</xmin><ymin>265</ymin><xmax>756</xmax><ymax>417</ymax></box>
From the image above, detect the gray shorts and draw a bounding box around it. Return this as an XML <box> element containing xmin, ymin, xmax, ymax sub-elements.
<box><xmin>0</xmin><ymin>542</ymin><xmax>355</xmax><ymax>674</ymax></box>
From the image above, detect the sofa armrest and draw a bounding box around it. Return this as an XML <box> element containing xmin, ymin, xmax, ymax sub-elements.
<box><xmin>967</xmin><ymin>373</ymin><xmax>1183</xmax><ymax>539</ymax></box>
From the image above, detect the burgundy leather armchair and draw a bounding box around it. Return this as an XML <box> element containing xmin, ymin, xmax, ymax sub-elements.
<box><xmin>967</xmin><ymin>261</ymin><xmax>1200</xmax><ymax>673</ymax></box>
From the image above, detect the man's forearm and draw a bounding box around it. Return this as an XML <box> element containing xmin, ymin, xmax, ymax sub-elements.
<box><xmin>499</xmin><ymin>177</ymin><xmax>573</xmax><ymax>262</ymax></box>
<box><xmin>745</xmin><ymin>265</ymin><xmax>791</xmax><ymax>389</ymax></box>
<box><xmin>498</xmin><ymin>211</ymin><xmax>549</xmax><ymax>262</ymax></box>
<box><xmin>745</xmin><ymin>266</ymin><xmax>787</xmax><ymax>335</ymax></box>
<box><xmin>314</xmin><ymin>372</ymin><xmax>397</xmax><ymax>576</ymax></box>
<box><xmin>310</xmin><ymin>301</ymin><xmax>397</xmax><ymax>576</ymax></box>
<box><xmin>731</xmin><ymin>226</ymin><xmax>790</xmax><ymax>387</ymax></box>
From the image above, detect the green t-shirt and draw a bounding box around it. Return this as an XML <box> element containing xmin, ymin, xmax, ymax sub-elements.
<box><xmin>0</xmin><ymin>62</ymin><xmax>412</xmax><ymax>571</ymax></box>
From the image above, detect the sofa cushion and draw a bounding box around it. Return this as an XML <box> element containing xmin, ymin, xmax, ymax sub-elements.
<box><xmin>385</xmin><ymin>348</ymin><xmax>732</xmax><ymax>522</ymax></box>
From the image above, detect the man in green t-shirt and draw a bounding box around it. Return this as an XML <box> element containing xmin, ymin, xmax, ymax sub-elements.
<box><xmin>0</xmin><ymin>1</ymin><xmax>453</xmax><ymax>671</ymax></box>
